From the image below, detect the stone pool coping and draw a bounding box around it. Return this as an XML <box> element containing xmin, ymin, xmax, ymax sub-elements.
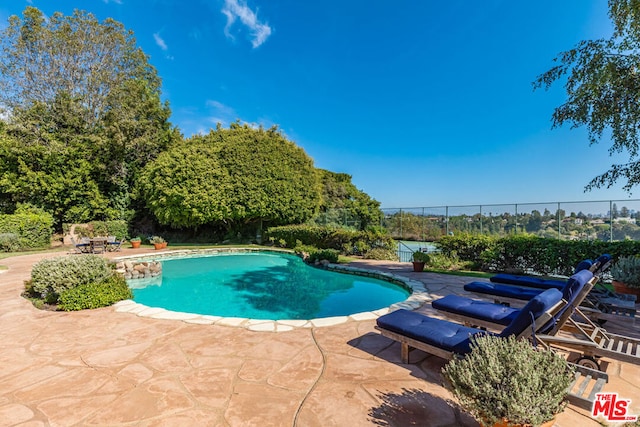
<box><xmin>112</xmin><ymin>248</ymin><xmax>432</xmax><ymax>332</ymax></box>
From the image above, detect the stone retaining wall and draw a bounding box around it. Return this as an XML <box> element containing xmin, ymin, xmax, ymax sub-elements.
<box><xmin>115</xmin><ymin>260</ymin><xmax>162</xmax><ymax>280</ymax></box>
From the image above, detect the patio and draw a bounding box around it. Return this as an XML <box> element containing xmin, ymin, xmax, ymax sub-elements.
<box><xmin>0</xmin><ymin>249</ymin><xmax>638</xmax><ymax>426</ymax></box>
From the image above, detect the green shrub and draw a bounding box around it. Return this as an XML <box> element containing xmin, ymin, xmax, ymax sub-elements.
<box><xmin>0</xmin><ymin>233</ymin><xmax>21</xmax><ymax>252</ymax></box>
<box><xmin>58</xmin><ymin>275</ymin><xmax>133</xmax><ymax>311</ymax></box>
<box><xmin>73</xmin><ymin>220</ymin><xmax>128</xmax><ymax>239</ymax></box>
<box><xmin>363</xmin><ymin>247</ymin><xmax>398</xmax><ymax>260</ymax></box>
<box><xmin>308</xmin><ymin>248</ymin><xmax>339</xmax><ymax>263</ymax></box>
<box><xmin>0</xmin><ymin>204</ymin><xmax>54</xmax><ymax>249</ymax></box>
<box><xmin>265</xmin><ymin>224</ymin><xmax>396</xmax><ymax>253</ymax></box>
<box><xmin>442</xmin><ymin>335</ymin><xmax>573</xmax><ymax>426</ymax></box>
<box><xmin>30</xmin><ymin>255</ymin><xmax>114</xmax><ymax>302</ymax></box>
<box><xmin>426</xmin><ymin>253</ymin><xmax>461</xmax><ymax>270</ymax></box>
<box><xmin>412</xmin><ymin>251</ymin><xmax>430</xmax><ymax>262</ymax></box>
<box><xmin>611</xmin><ymin>256</ymin><xmax>640</xmax><ymax>288</ymax></box>
<box><xmin>436</xmin><ymin>233</ymin><xmax>640</xmax><ymax>275</ymax></box>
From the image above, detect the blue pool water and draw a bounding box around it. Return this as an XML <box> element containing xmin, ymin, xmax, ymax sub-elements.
<box><xmin>130</xmin><ymin>252</ymin><xmax>410</xmax><ymax>320</ymax></box>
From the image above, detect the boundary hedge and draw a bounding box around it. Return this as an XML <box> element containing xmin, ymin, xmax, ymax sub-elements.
<box><xmin>437</xmin><ymin>233</ymin><xmax>640</xmax><ymax>276</ymax></box>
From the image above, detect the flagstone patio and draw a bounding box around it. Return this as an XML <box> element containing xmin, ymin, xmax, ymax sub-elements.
<box><xmin>0</xmin><ymin>248</ymin><xmax>638</xmax><ymax>426</ymax></box>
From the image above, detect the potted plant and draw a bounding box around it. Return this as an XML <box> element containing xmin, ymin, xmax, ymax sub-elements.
<box><xmin>411</xmin><ymin>251</ymin><xmax>430</xmax><ymax>272</ymax></box>
<box><xmin>129</xmin><ymin>237</ymin><xmax>141</xmax><ymax>249</ymax></box>
<box><xmin>610</xmin><ymin>255</ymin><xmax>640</xmax><ymax>298</ymax></box>
<box><xmin>442</xmin><ymin>335</ymin><xmax>573</xmax><ymax>427</ymax></box>
<box><xmin>150</xmin><ymin>235</ymin><xmax>166</xmax><ymax>250</ymax></box>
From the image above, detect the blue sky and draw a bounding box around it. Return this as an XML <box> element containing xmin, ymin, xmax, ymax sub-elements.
<box><xmin>1</xmin><ymin>0</ymin><xmax>636</xmax><ymax>208</ymax></box>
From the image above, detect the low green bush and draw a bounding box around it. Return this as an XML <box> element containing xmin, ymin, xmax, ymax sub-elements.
<box><xmin>308</xmin><ymin>248</ymin><xmax>339</xmax><ymax>263</ymax></box>
<box><xmin>363</xmin><ymin>247</ymin><xmax>398</xmax><ymax>260</ymax></box>
<box><xmin>443</xmin><ymin>335</ymin><xmax>573</xmax><ymax>426</ymax></box>
<box><xmin>30</xmin><ymin>255</ymin><xmax>114</xmax><ymax>302</ymax></box>
<box><xmin>426</xmin><ymin>253</ymin><xmax>461</xmax><ymax>270</ymax></box>
<box><xmin>0</xmin><ymin>204</ymin><xmax>54</xmax><ymax>249</ymax></box>
<box><xmin>266</xmin><ymin>224</ymin><xmax>396</xmax><ymax>253</ymax></box>
<box><xmin>0</xmin><ymin>233</ymin><xmax>21</xmax><ymax>252</ymax></box>
<box><xmin>73</xmin><ymin>220</ymin><xmax>128</xmax><ymax>239</ymax></box>
<box><xmin>58</xmin><ymin>275</ymin><xmax>132</xmax><ymax>311</ymax></box>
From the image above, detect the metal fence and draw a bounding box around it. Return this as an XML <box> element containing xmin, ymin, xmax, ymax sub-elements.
<box><xmin>313</xmin><ymin>199</ymin><xmax>640</xmax><ymax>262</ymax></box>
<box><xmin>379</xmin><ymin>200</ymin><xmax>640</xmax><ymax>242</ymax></box>
<box><xmin>315</xmin><ymin>199</ymin><xmax>640</xmax><ymax>242</ymax></box>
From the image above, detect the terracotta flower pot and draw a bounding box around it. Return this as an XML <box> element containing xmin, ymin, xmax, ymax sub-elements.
<box><xmin>153</xmin><ymin>243</ymin><xmax>164</xmax><ymax>250</ymax></box>
<box><xmin>412</xmin><ymin>261</ymin><xmax>425</xmax><ymax>272</ymax></box>
<box><xmin>612</xmin><ymin>280</ymin><xmax>640</xmax><ymax>298</ymax></box>
<box><xmin>161</xmin><ymin>242</ymin><xmax>168</xmax><ymax>248</ymax></box>
<box><xmin>130</xmin><ymin>240</ymin><xmax>141</xmax><ymax>249</ymax></box>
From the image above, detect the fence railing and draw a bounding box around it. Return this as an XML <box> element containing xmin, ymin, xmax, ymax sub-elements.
<box><xmin>315</xmin><ymin>199</ymin><xmax>640</xmax><ymax>243</ymax></box>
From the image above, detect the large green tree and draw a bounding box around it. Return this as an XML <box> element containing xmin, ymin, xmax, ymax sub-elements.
<box><xmin>0</xmin><ymin>7</ymin><xmax>178</xmax><ymax>225</ymax></box>
<box><xmin>314</xmin><ymin>169</ymin><xmax>383</xmax><ymax>230</ymax></box>
<box><xmin>534</xmin><ymin>0</ymin><xmax>640</xmax><ymax>192</ymax></box>
<box><xmin>138</xmin><ymin>123</ymin><xmax>321</xmax><ymax>230</ymax></box>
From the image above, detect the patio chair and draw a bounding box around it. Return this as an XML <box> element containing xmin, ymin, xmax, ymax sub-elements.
<box><xmin>375</xmin><ymin>288</ymin><xmax>607</xmax><ymax>409</ymax></box>
<box><xmin>107</xmin><ymin>237</ymin><xmax>124</xmax><ymax>252</ymax></box>
<box><xmin>432</xmin><ymin>269</ymin><xmax>595</xmax><ymax>334</ymax></box>
<box><xmin>464</xmin><ymin>255</ymin><xmax>634</xmax><ymax>322</ymax></box>
<box><xmin>91</xmin><ymin>238</ymin><xmax>106</xmax><ymax>254</ymax></box>
<box><xmin>70</xmin><ymin>236</ymin><xmax>91</xmax><ymax>254</ymax></box>
<box><xmin>488</xmin><ymin>254</ymin><xmax>634</xmax><ymax>308</ymax></box>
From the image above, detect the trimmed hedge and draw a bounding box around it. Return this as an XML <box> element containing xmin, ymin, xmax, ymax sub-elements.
<box><xmin>266</xmin><ymin>224</ymin><xmax>396</xmax><ymax>254</ymax></box>
<box><xmin>436</xmin><ymin>232</ymin><xmax>640</xmax><ymax>276</ymax></box>
<box><xmin>73</xmin><ymin>220</ymin><xmax>128</xmax><ymax>240</ymax></box>
<box><xmin>58</xmin><ymin>275</ymin><xmax>133</xmax><ymax>311</ymax></box>
<box><xmin>0</xmin><ymin>204</ymin><xmax>54</xmax><ymax>249</ymax></box>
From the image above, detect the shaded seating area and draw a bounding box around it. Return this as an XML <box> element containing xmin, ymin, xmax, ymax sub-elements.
<box><xmin>70</xmin><ymin>236</ymin><xmax>120</xmax><ymax>254</ymax></box>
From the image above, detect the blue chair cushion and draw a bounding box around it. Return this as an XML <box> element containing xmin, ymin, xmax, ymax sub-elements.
<box><xmin>499</xmin><ymin>288</ymin><xmax>563</xmax><ymax>337</ymax></box>
<box><xmin>431</xmin><ymin>294</ymin><xmax>519</xmax><ymax>326</ymax></box>
<box><xmin>376</xmin><ymin>309</ymin><xmax>493</xmax><ymax>354</ymax></box>
<box><xmin>464</xmin><ymin>281</ymin><xmax>543</xmax><ymax>300</ymax></box>
<box><xmin>489</xmin><ymin>274</ymin><xmax>565</xmax><ymax>290</ymax></box>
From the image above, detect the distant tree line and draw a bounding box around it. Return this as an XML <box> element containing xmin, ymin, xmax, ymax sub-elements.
<box><xmin>382</xmin><ymin>204</ymin><xmax>640</xmax><ymax>242</ymax></box>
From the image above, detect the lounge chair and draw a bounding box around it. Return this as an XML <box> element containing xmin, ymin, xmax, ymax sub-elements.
<box><xmin>375</xmin><ymin>288</ymin><xmax>607</xmax><ymax>410</ymax></box>
<box><xmin>536</xmin><ymin>305</ymin><xmax>640</xmax><ymax>371</ymax></box>
<box><xmin>464</xmin><ymin>255</ymin><xmax>634</xmax><ymax>322</ymax></box>
<box><xmin>376</xmin><ymin>288</ymin><xmax>563</xmax><ymax>362</ymax></box>
<box><xmin>432</xmin><ymin>269</ymin><xmax>595</xmax><ymax>333</ymax></box>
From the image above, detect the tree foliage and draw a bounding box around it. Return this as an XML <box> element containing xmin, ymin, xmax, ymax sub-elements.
<box><xmin>314</xmin><ymin>169</ymin><xmax>383</xmax><ymax>230</ymax></box>
<box><xmin>0</xmin><ymin>7</ymin><xmax>178</xmax><ymax>225</ymax></box>
<box><xmin>534</xmin><ymin>0</ymin><xmax>640</xmax><ymax>192</ymax></box>
<box><xmin>139</xmin><ymin>123</ymin><xmax>321</xmax><ymax>229</ymax></box>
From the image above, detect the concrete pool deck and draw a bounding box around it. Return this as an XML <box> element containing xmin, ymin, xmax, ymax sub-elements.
<box><xmin>0</xmin><ymin>248</ymin><xmax>639</xmax><ymax>426</ymax></box>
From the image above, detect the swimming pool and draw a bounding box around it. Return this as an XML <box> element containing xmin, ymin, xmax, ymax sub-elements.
<box><xmin>129</xmin><ymin>251</ymin><xmax>411</xmax><ymax>320</ymax></box>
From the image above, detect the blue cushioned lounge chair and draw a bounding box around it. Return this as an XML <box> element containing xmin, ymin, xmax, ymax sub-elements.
<box><xmin>375</xmin><ymin>287</ymin><xmax>609</xmax><ymax>410</ymax></box>
<box><xmin>465</xmin><ymin>255</ymin><xmax>634</xmax><ymax>321</ymax></box>
<box><xmin>376</xmin><ymin>288</ymin><xmax>563</xmax><ymax>363</ymax></box>
<box><xmin>433</xmin><ymin>269</ymin><xmax>595</xmax><ymax>333</ymax></box>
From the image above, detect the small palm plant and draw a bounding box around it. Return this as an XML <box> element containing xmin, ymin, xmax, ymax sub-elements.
<box><xmin>442</xmin><ymin>335</ymin><xmax>573</xmax><ymax>427</ymax></box>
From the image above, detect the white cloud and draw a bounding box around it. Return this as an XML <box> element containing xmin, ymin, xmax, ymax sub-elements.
<box><xmin>206</xmin><ymin>100</ymin><xmax>237</xmax><ymax>126</ymax></box>
<box><xmin>221</xmin><ymin>0</ymin><xmax>272</xmax><ymax>48</ymax></box>
<box><xmin>153</xmin><ymin>33</ymin><xmax>168</xmax><ymax>51</ymax></box>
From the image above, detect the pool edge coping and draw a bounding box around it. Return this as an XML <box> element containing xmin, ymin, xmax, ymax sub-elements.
<box><xmin>112</xmin><ymin>248</ymin><xmax>432</xmax><ymax>332</ymax></box>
